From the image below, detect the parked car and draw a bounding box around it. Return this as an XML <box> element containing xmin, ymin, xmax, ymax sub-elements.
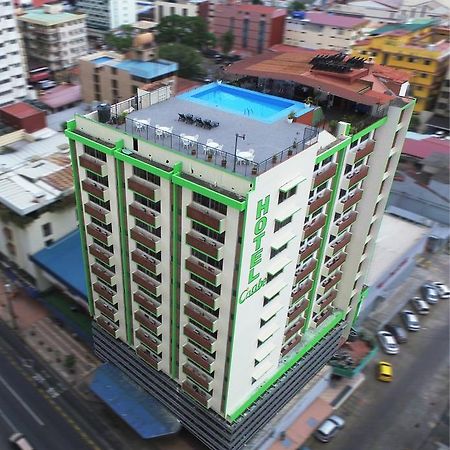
<box><xmin>433</xmin><ymin>282</ymin><xmax>450</xmax><ymax>299</ymax></box>
<box><xmin>377</xmin><ymin>361</ymin><xmax>393</xmax><ymax>382</ymax></box>
<box><xmin>421</xmin><ymin>284</ymin><xmax>439</xmax><ymax>304</ymax></box>
<box><xmin>37</xmin><ymin>79</ymin><xmax>56</xmax><ymax>90</ymax></box>
<box><xmin>385</xmin><ymin>323</ymin><xmax>408</xmax><ymax>344</ymax></box>
<box><xmin>410</xmin><ymin>297</ymin><xmax>430</xmax><ymax>315</ymax></box>
<box><xmin>377</xmin><ymin>330</ymin><xmax>399</xmax><ymax>355</ymax></box>
<box><xmin>401</xmin><ymin>310</ymin><xmax>420</xmax><ymax>331</ymax></box>
<box><xmin>314</xmin><ymin>415</ymin><xmax>345</xmax><ymax>443</ymax></box>
<box><xmin>9</xmin><ymin>433</ymin><xmax>34</xmax><ymax>450</ymax></box>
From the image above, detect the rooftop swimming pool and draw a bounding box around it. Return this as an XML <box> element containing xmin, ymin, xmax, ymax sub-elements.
<box><xmin>178</xmin><ymin>83</ymin><xmax>310</xmax><ymax>123</ymax></box>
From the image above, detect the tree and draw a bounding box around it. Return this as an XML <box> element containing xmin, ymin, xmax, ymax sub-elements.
<box><xmin>158</xmin><ymin>43</ymin><xmax>204</xmax><ymax>79</ymax></box>
<box><xmin>156</xmin><ymin>16</ymin><xmax>212</xmax><ymax>50</ymax></box>
<box><xmin>219</xmin><ymin>31</ymin><xmax>235</xmax><ymax>56</ymax></box>
<box><xmin>288</xmin><ymin>1</ymin><xmax>305</xmax><ymax>11</ymax></box>
<box><xmin>252</xmin><ymin>0</ymin><xmax>263</xmax><ymax>3</ymax></box>
<box><xmin>105</xmin><ymin>24</ymin><xmax>134</xmax><ymax>52</ymax></box>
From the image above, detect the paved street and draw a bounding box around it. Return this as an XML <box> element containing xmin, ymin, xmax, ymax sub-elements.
<box><xmin>305</xmin><ymin>253</ymin><xmax>450</xmax><ymax>450</ymax></box>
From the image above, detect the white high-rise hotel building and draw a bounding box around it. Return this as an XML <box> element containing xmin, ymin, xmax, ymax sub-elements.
<box><xmin>0</xmin><ymin>0</ymin><xmax>27</xmax><ymax>106</ymax></box>
<box><xmin>67</xmin><ymin>56</ymin><xmax>414</xmax><ymax>450</ymax></box>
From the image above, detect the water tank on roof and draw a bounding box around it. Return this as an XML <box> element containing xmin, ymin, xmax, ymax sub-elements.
<box><xmin>97</xmin><ymin>103</ymin><xmax>111</xmax><ymax>123</ymax></box>
<box><xmin>292</xmin><ymin>11</ymin><xmax>306</xmax><ymax>19</ymax></box>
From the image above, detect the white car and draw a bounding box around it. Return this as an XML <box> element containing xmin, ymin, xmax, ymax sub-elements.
<box><xmin>401</xmin><ymin>310</ymin><xmax>420</xmax><ymax>331</ymax></box>
<box><xmin>410</xmin><ymin>297</ymin><xmax>430</xmax><ymax>315</ymax></box>
<box><xmin>377</xmin><ymin>331</ymin><xmax>399</xmax><ymax>355</ymax></box>
<box><xmin>433</xmin><ymin>282</ymin><xmax>450</xmax><ymax>299</ymax></box>
<box><xmin>314</xmin><ymin>415</ymin><xmax>345</xmax><ymax>443</ymax></box>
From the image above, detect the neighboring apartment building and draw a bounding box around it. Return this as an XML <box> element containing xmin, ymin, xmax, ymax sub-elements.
<box><xmin>79</xmin><ymin>43</ymin><xmax>177</xmax><ymax>103</ymax></box>
<box><xmin>211</xmin><ymin>4</ymin><xmax>286</xmax><ymax>55</ymax></box>
<box><xmin>352</xmin><ymin>19</ymin><xmax>450</xmax><ymax>112</ymax></box>
<box><xmin>427</xmin><ymin>70</ymin><xmax>449</xmax><ymax>133</ymax></box>
<box><xmin>76</xmin><ymin>0</ymin><xmax>136</xmax><ymax>36</ymax></box>
<box><xmin>153</xmin><ymin>0</ymin><xmax>209</xmax><ymax>23</ymax></box>
<box><xmin>0</xmin><ymin>0</ymin><xmax>28</xmax><ymax>107</ymax></box>
<box><xmin>66</xmin><ymin>51</ymin><xmax>414</xmax><ymax>449</ymax></box>
<box><xmin>17</xmin><ymin>4</ymin><xmax>88</xmax><ymax>72</ymax></box>
<box><xmin>284</xmin><ymin>11</ymin><xmax>368</xmax><ymax>51</ymax></box>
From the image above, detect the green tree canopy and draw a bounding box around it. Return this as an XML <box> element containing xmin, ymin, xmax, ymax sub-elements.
<box><xmin>105</xmin><ymin>24</ymin><xmax>134</xmax><ymax>52</ymax></box>
<box><xmin>219</xmin><ymin>30</ymin><xmax>235</xmax><ymax>55</ymax></box>
<box><xmin>288</xmin><ymin>1</ymin><xmax>306</xmax><ymax>11</ymax></box>
<box><xmin>158</xmin><ymin>43</ymin><xmax>204</xmax><ymax>79</ymax></box>
<box><xmin>156</xmin><ymin>16</ymin><xmax>213</xmax><ymax>50</ymax></box>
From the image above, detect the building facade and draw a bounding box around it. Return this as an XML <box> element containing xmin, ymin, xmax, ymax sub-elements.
<box><xmin>284</xmin><ymin>12</ymin><xmax>367</xmax><ymax>51</ymax></box>
<box><xmin>67</xmin><ymin>76</ymin><xmax>414</xmax><ymax>449</ymax></box>
<box><xmin>0</xmin><ymin>0</ymin><xmax>28</xmax><ymax>107</ymax></box>
<box><xmin>76</xmin><ymin>0</ymin><xmax>137</xmax><ymax>35</ymax></box>
<box><xmin>17</xmin><ymin>4</ymin><xmax>88</xmax><ymax>72</ymax></box>
<box><xmin>352</xmin><ymin>19</ymin><xmax>450</xmax><ymax>112</ymax></box>
<box><xmin>153</xmin><ymin>0</ymin><xmax>209</xmax><ymax>23</ymax></box>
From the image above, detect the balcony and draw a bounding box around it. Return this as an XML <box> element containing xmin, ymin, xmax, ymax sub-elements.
<box><xmin>343</xmin><ymin>165</ymin><xmax>369</xmax><ymax>189</ymax></box>
<box><xmin>81</xmin><ymin>179</ymin><xmax>109</xmax><ymax>201</ymax></box>
<box><xmin>84</xmin><ymin>201</ymin><xmax>110</xmax><ymax>223</ymax></box>
<box><xmin>184</xmin><ymin>302</ymin><xmax>218</xmax><ymax>332</ymax></box>
<box><xmin>131</xmin><ymin>249</ymin><xmax>161</xmax><ymax>274</ymax></box>
<box><xmin>354</xmin><ymin>139</ymin><xmax>375</xmax><ymax>163</ymax></box>
<box><xmin>79</xmin><ymin>153</ymin><xmax>107</xmax><ymax>176</ymax></box>
<box><xmin>184</xmin><ymin>280</ymin><xmax>219</xmax><ymax>310</ymax></box>
<box><xmin>287</xmin><ymin>299</ymin><xmax>308</xmax><ymax>323</ymax></box>
<box><xmin>284</xmin><ymin>318</ymin><xmax>305</xmax><ymax>341</ymax></box>
<box><xmin>183</xmin><ymin>362</ymin><xmax>214</xmax><ymax>390</ymax></box>
<box><xmin>134</xmin><ymin>310</ymin><xmax>162</xmax><ymax>335</ymax></box>
<box><xmin>337</xmin><ymin>189</ymin><xmax>363</xmax><ymax>213</ymax></box>
<box><xmin>327</xmin><ymin>232</ymin><xmax>352</xmax><ymax>257</ymax></box>
<box><xmin>86</xmin><ymin>223</ymin><xmax>112</xmax><ymax>246</ymax></box>
<box><xmin>132</xmin><ymin>271</ymin><xmax>161</xmax><ymax>296</ymax></box>
<box><xmin>298</xmin><ymin>237</ymin><xmax>321</xmax><ymax>262</ymax></box>
<box><xmin>317</xmin><ymin>271</ymin><xmax>342</xmax><ymax>296</ymax></box>
<box><xmin>93</xmin><ymin>282</ymin><xmax>116</xmax><ymax>303</ymax></box>
<box><xmin>313</xmin><ymin>163</ymin><xmax>337</xmax><ymax>189</ymax></box>
<box><xmin>136</xmin><ymin>345</ymin><xmax>162</xmax><ymax>370</ymax></box>
<box><xmin>318</xmin><ymin>289</ymin><xmax>337</xmax><ymax>310</ymax></box>
<box><xmin>332</xmin><ymin>211</ymin><xmax>358</xmax><ymax>235</ymax></box>
<box><xmin>95</xmin><ymin>299</ymin><xmax>118</xmax><ymax>322</ymax></box>
<box><xmin>281</xmin><ymin>334</ymin><xmax>302</xmax><ymax>357</ymax></box>
<box><xmin>314</xmin><ymin>308</ymin><xmax>333</xmax><ymax>326</ymax></box>
<box><xmin>186</xmin><ymin>230</ymin><xmax>223</xmax><ymax>260</ymax></box>
<box><xmin>130</xmin><ymin>227</ymin><xmax>161</xmax><ymax>252</ymax></box>
<box><xmin>295</xmin><ymin>258</ymin><xmax>317</xmax><ymax>284</ymax></box>
<box><xmin>96</xmin><ymin>315</ymin><xmax>118</xmax><ymax>338</ymax></box>
<box><xmin>129</xmin><ymin>202</ymin><xmax>160</xmax><ymax>227</ymax></box>
<box><xmin>127</xmin><ymin>176</ymin><xmax>160</xmax><ymax>201</ymax></box>
<box><xmin>184</xmin><ymin>323</ymin><xmax>216</xmax><ymax>352</ymax></box>
<box><xmin>187</xmin><ymin>203</ymin><xmax>226</xmax><ymax>233</ymax></box>
<box><xmin>182</xmin><ymin>380</ymin><xmax>212</xmax><ymax>408</ymax></box>
<box><xmin>323</xmin><ymin>252</ymin><xmax>347</xmax><ymax>276</ymax></box>
<box><xmin>307</xmin><ymin>189</ymin><xmax>332</xmax><ymax>215</ymax></box>
<box><xmin>133</xmin><ymin>291</ymin><xmax>161</xmax><ymax>315</ymax></box>
<box><xmin>135</xmin><ymin>328</ymin><xmax>162</xmax><ymax>353</ymax></box>
<box><xmin>89</xmin><ymin>243</ymin><xmax>113</xmax><ymax>265</ymax></box>
<box><xmin>291</xmin><ymin>278</ymin><xmax>313</xmax><ymax>302</ymax></box>
<box><xmin>303</xmin><ymin>214</ymin><xmax>326</xmax><ymax>239</ymax></box>
<box><xmin>91</xmin><ymin>263</ymin><xmax>116</xmax><ymax>285</ymax></box>
<box><xmin>185</xmin><ymin>256</ymin><xmax>222</xmax><ymax>286</ymax></box>
<box><xmin>183</xmin><ymin>343</ymin><xmax>215</xmax><ymax>372</ymax></box>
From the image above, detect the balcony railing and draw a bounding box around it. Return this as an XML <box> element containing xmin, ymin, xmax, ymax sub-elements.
<box><xmin>93</xmin><ymin>282</ymin><xmax>116</xmax><ymax>303</ymax></box>
<box><xmin>96</xmin><ymin>315</ymin><xmax>118</xmax><ymax>337</ymax></box>
<box><xmin>132</xmin><ymin>271</ymin><xmax>160</xmax><ymax>296</ymax></box>
<box><xmin>295</xmin><ymin>258</ymin><xmax>317</xmax><ymax>284</ymax></box>
<box><xmin>186</xmin><ymin>203</ymin><xmax>226</xmax><ymax>234</ymax></box>
<box><xmin>307</xmin><ymin>189</ymin><xmax>332</xmax><ymax>215</ymax></box>
<box><xmin>134</xmin><ymin>310</ymin><xmax>162</xmax><ymax>335</ymax></box>
<box><xmin>135</xmin><ymin>328</ymin><xmax>162</xmax><ymax>353</ymax></box>
<box><xmin>129</xmin><ymin>202</ymin><xmax>160</xmax><ymax>227</ymax></box>
<box><xmin>184</xmin><ymin>323</ymin><xmax>216</xmax><ymax>352</ymax></box>
<box><xmin>334</xmin><ymin>211</ymin><xmax>358</xmax><ymax>234</ymax></box>
<box><xmin>183</xmin><ymin>362</ymin><xmax>214</xmax><ymax>391</ymax></box>
<box><xmin>183</xmin><ymin>343</ymin><xmax>215</xmax><ymax>372</ymax></box>
<box><xmin>344</xmin><ymin>165</ymin><xmax>369</xmax><ymax>189</ymax></box>
<box><xmin>130</xmin><ymin>227</ymin><xmax>160</xmax><ymax>252</ymax></box>
<box><xmin>314</xmin><ymin>308</ymin><xmax>333</xmax><ymax>326</ymax></box>
<box><xmin>291</xmin><ymin>278</ymin><xmax>313</xmax><ymax>302</ymax></box>
<box><xmin>318</xmin><ymin>289</ymin><xmax>337</xmax><ymax>310</ymax></box>
<box><xmin>182</xmin><ymin>380</ymin><xmax>212</xmax><ymax>407</ymax></box>
<box><xmin>184</xmin><ymin>302</ymin><xmax>218</xmax><ymax>332</ymax></box>
<box><xmin>79</xmin><ymin>153</ymin><xmax>107</xmax><ymax>176</ymax></box>
<box><xmin>92</xmin><ymin>263</ymin><xmax>115</xmax><ymax>285</ymax></box>
<box><xmin>281</xmin><ymin>334</ymin><xmax>302</xmax><ymax>357</ymax></box>
<box><xmin>95</xmin><ymin>299</ymin><xmax>117</xmax><ymax>321</ymax></box>
<box><xmin>313</xmin><ymin>162</ymin><xmax>337</xmax><ymax>188</ymax></box>
<box><xmin>89</xmin><ymin>243</ymin><xmax>113</xmax><ymax>265</ymax></box>
<box><xmin>328</xmin><ymin>232</ymin><xmax>352</xmax><ymax>257</ymax></box>
<box><xmin>81</xmin><ymin>179</ymin><xmax>109</xmax><ymax>201</ymax></box>
<box><xmin>185</xmin><ymin>256</ymin><xmax>221</xmax><ymax>286</ymax></box>
<box><xmin>137</xmin><ymin>345</ymin><xmax>161</xmax><ymax>370</ymax></box>
<box><xmin>186</xmin><ymin>230</ymin><xmax>223</xmax><ymax>260</ymax></box>
<box><xmin>298</xmin><ymin>237</ymin><xmax>321</xmax><ymax>262</ymax></box>
<box><xmin>324</xmin><ymin>252</ymin><xmax>347</xmax><ymax>275</ymax></box>
<box><xmin>354</xmin><ymin>139</ymin><xmax>375</xmax><ymax>162</ymax></box>
<box><xmin>284</xmin><ymin>318</ymin><xmax>305</xmax><ymax>341</ymax></box>
<box><xmin>127</xmin><ymin>176</ymin><xmax>160</xmax><ymax>201</ymax></box>
<box><xmin>86</xmin><ymin>223</ymin><xmax>112</xmax><ymax>245</ymax></box>
<box><xmin>131</xmin><ymin>249</ymin><xmax>160</xmax><ymax>274</ymax></box>
<box><xmin>133</xmin><ymin>291</ymin><xmax>161</xmax><ymax>315</ymax></box>
<box><xmin>303</xmin><ymin>214</ymin><xmax>326</xmax><ymax>239</ymax></box>
<box><xmin>288</xmin><ymin>299</ymin><xmax>308</xmax><ymax>322</ymax></box>
<box><xmin>318</xmin><ymin>272</ymin><xmax>342</xmax><ymax>296</ymax></box>
<box><xmin>338</xmin><ymin>189</ymin><xmax>363</xmax><ymax>213</ymax></box>
<box><xmin>184</xmin><ymin>280</ymin><xmax>219</xmax><ymax>310</ymax></box>
<box><xmin>84</xmin><ymin>201</ymin><xmax>110</xmax><ymax>222</ymax></box>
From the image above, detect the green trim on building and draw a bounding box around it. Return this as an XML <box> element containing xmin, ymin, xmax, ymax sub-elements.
<box><xmin>172</xmin><ymin>174</ymin><xmax>247</xmax><ymax>211</ymax></box>
<box><xmin>114</xmin><ymin>149</ymin><xmax>173</xmax><ymax>180</ymax></box>
<box><xmin>228</xmin><ymin>310</ymin><xmax>344</xmax><ymax>421</ymax></box>
<box><xmin>315</xmin><ymin>137</ymin><xmax>351</xmax><ymax>164</ymax></box>
<box><xmin>115</xmin><ymin>159</ymin><xmax>133</xmax><ymax>345</ymax></box>
<box><xmin>68</xmin><ymin>138</ymin><xmax>94</xmax><ymax>316</ymax></box>
<box><xmin>351</xmin><ymin>116</ymin><xmax>387</xmax><ymax>143</ymax></box>
<box><xmin>65</xmin><ymin>129</ymin><xmax>115</xmax><ymax>156</ymax></box>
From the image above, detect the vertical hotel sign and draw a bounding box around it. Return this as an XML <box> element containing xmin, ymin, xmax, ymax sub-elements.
<box><xmin>239</xmin><ymin>195</ymin><xmax>270</xmax><ymax>304</ymax></box>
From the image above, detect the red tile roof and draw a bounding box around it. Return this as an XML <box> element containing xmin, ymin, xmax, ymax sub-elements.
<box><xmin>237</xmin><ymin>4</ymin><xmax>285</xmax><ymax>14</ymax></box>
<box><xmin>402</xmin><ymin>136</ymin><xmax>450</xmax><ymax>159</ymax></box>
<box><xmin>302</xmin><ymin>12</ymin><xmax>368</xmax><ymax>28</ymax></box>
<box><xmin>0</xmin><ymin>102</ymin><xmax>42</xmax><ymax>119</ymax></box>
<box><xmin>39</xmin><ymin>84</ymin><xmax>81</xmax><ymax>109</ymax></box>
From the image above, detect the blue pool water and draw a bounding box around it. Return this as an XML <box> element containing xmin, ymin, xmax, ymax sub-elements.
<box><xmin>93</xmin><ymin>56</ymin><xmax>115</xmax><ymax>65</ymax></box>
<box><xmin>178</xmin><ymin>83</ymin><xmax>309</xmax><ymax>123</ymax></box>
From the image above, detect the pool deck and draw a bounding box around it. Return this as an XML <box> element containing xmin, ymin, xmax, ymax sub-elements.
<box><xmin>123</xmin><ymin>94</ymin><xmax>311</xmax><ymax>165</ymax></box>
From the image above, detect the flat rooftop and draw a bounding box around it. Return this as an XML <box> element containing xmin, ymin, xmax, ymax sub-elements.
<box><xmin>17</xmin><ymin>8</ymin><xmax>85</xmax><ymax>25</ymax></box>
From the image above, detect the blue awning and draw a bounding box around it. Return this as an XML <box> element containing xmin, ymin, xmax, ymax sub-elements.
<box><xmin>30</xmin><ymin>230</ymin><xmax>87</xmax><ymax>300</ymax></box>
<box><xmin>90</xmin><ymin>364</ymin><xmax>180</xmax><ymax>439</ymax></box>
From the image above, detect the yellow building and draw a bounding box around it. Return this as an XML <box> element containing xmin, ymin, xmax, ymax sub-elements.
<box><xmin>352</xmin><ymin>19</ymin><xmax>450</xmax><ymax>112</ymax></box>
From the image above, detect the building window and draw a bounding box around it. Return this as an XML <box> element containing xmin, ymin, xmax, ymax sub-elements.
<box><xmin>84</xmin><ymin>146</ymin><xmax>107</xmax><ymax>162</ymax></box>
<box><xmin>267</xmin><ymin>267</ymin><xmax>283</xmax><ymax>283</ymax></box>
<box><xmin>278</xmin><ymin>186</ymin><xmax>297</xmax><ymax>204</ymax></box>
<box><xmin>274</xmin><ymin>215</ymin><xmax>293</xmax><ymax>232</ymax></box>
<box><xmin>270</xmin><ymin>242</ymin><xmax>288</xmax><ymax>259</ymax></box>
<box><xmin>3</xmin><ymin>226</ymin><xmax>12</xmax><ymax>241</ymax></box>
<box><xmin>229</xmin><ymin>17</ymin><xmax>235</xmax><ymax>31</ymax></box>
<box><xmin>86</xmin><ymin>171</ymin><xmax>109</xmax><ymax>187</ymax></box>
<box><xmin>42</xmin><ymin>223</ymin><xmax>52</xmax><ymax>237</ymax></box>
<box><xmin>182</xmin><ymin>8</ymin><xmax>188</xmax><ymax>16</ymax></box>
<box><xmin>192</xmin><ymin>192</ymin><xmax>227</xmax><ymax>215</ymax></box>
<box><xmin>45</xmin><ymin>239</ymin><xmax>54</xmax><ymax>247</ymax></box>
<box><xmin>257</xmin><ymin>20</ymin><xmax>266</xmax><ymax>54</ymax></box>
<box><xmin>242</xmin><ymin>18</ymin><xmax>249</xmax><ymax>49</ymax></box>
<box><xmin>133</xmin><ymin>167</ymin><xmax>161</xmax><ymax>185</ymax></box>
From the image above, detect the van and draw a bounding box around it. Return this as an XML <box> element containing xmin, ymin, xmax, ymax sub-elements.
<box><xmin>8</xmin><ymin>433</ymin><xmax>34</xmax><ymax>450</ymax></box>
<box><xmin>378</xmin><ymin>361</ymin><xmax>393</xmax><ymax>382</ymax></box>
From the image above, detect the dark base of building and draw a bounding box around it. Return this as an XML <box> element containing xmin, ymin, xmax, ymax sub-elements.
<box><xmin>93</xmin><ymin>321</ymin><xmax>346</xmax><ymax>450</ymax></box>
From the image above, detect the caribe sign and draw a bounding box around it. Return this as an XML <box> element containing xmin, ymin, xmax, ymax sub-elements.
<box><xmin>239</xmin><ymin>195</ymin><xmax>270</xmax><ymax>304</ymax></box>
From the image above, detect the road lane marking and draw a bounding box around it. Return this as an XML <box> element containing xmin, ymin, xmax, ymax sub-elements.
<box><xmin>0</xmin><ymin>405</ymin><xmax>17</xmax><ymax>432</ymax></box>
<box><xmin>0</xmin><ymin>375</ymin><xmax>45</xmax><ymax>426</ymax></box>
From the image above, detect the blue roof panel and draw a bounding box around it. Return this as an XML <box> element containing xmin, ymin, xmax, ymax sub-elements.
<box><xmin>90</xmin><ymin>364</ymin><xmax>180</xmax><ymax>438</ymax></box>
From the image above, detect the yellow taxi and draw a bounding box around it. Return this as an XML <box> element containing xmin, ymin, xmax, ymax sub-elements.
<box><xmin>378</xmin><ymin>361</ymin><xmax>393</xmax><ymax>382</ymax></box>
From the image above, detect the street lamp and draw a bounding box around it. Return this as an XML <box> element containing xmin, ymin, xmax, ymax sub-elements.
<box><xmin>233</xmin><ymin>133</ymin><xmax>246</xmax><ymax>172</ymax></box>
